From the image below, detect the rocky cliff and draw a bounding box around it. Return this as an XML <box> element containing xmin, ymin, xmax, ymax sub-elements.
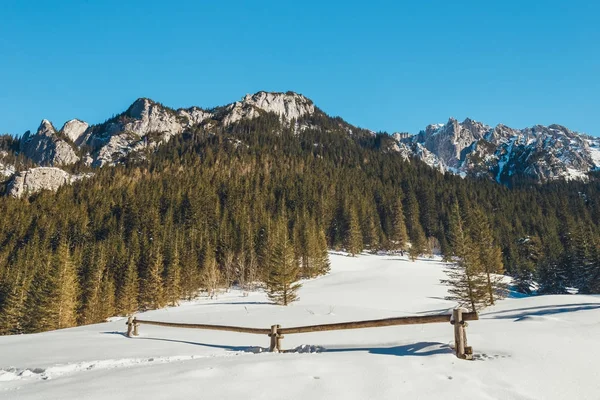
<box><xmin>7</xmin><ymin>167</ymin><xmax>92</xmax><ymax>198</ymax></box>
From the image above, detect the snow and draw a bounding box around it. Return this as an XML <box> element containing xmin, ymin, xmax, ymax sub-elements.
<box><xmin>1</xmin><ymin>253</ymin><xmax>599</xmax><ymax>400</ymax></box>
<box><xmin>586</xmin><ymin>140</ymin><xmax>600</xmax><ymax>168</ymax></box>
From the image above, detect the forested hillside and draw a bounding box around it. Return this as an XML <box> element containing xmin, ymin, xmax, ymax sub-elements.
<box><xmin>1</xmin><ymin>112</ymin><xmax>600</xmax><ymax>334</ymax></box>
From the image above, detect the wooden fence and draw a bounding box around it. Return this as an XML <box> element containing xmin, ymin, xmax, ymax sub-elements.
<box><xmin>126</xmin><ymin>308</ymin><xmax>477</xmax><ymax>360</ymax></box>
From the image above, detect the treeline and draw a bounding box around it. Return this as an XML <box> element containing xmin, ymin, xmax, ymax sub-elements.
<box><xmin>1</xmin><ymin>112</ymin><xmax>600</xmax><ymax>334</ymax></box>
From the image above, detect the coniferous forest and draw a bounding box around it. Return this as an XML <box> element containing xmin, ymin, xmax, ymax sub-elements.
<box><xmin>1</xmin><ymin>112</ymin><xmax>600</xmax><ymax>334</ymax></box>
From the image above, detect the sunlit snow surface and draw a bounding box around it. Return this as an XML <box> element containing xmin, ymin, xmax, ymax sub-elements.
<box><xmin>1</xmin><ymin>253</ymin><xmax>599</xmax><ymax>399</ymax></box>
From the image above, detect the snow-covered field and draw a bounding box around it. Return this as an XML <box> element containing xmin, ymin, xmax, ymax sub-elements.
<box><xmin>1</xmin><ymin>253</ymin><xmax>599</xmax><ymax>400</ymax></box>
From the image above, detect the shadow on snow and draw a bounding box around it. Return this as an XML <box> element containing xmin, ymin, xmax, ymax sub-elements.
<box><xmin>482</xmin><ymin>302</ymin><xmax>600</xmax><ymax>321</ymax></box>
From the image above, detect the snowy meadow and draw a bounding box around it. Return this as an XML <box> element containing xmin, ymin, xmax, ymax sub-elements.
<box><xmin>1</xmin><ymin>253</ymin><xmax>599</xmax><ymax>400</ymax></box>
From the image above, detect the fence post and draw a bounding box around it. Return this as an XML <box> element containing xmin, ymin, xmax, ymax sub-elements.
<box><xmin>126</xmin><ymin>316</ymin><xmax>133</xmax><ymax>337</ymax></box>
<box><xmin>452</xmin><ymin>308</ymin><xmax>465</xmax><ymax>359</ymax></box>
<box><xmin>269</xmin><ymin>325</ymin><xmax>278</xmax><ymax>352</ymax></box>
<box><xmin>275</xmin><ymin>324</ymin><xmax>284</xmax><ymax>353</ymax></box>
<box><xmin>132</xmin><ymin>317</ymin><xmax>139</xmax><ymax>336</ymax></box>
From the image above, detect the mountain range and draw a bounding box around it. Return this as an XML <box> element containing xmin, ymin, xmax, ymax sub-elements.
<box><xmin>1</xmin><ymin>91</ymin><xmax>599</xmax><ymax>197</ymax></box>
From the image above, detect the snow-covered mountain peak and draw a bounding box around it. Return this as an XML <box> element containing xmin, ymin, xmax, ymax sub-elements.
<box><xmin>396</xmin><ymin>117</ymin><xmax>600</xmax><ymax>184</ymax></box>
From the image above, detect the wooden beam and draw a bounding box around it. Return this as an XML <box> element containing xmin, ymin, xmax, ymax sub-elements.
<box><xmin>133</xmin><ymin>319</ymin><xmax>271</xmax><ymax>335</ymax></box>
<box><xmin>278</xmin><ymin>313</ymin><xmax>477</xmax><ymax>335</ymax></box>
<box><xmin>133</xmin><ymin>312</ymin><xmax>477</xmax><ymax>337</ymax></box>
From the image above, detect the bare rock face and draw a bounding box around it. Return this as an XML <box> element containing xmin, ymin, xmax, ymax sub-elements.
<box><xmin>418</xmin><ymin>118</ymin><xmax>489</xmax><ymax>168</ymax></box>
<box><xmin>0</xmin><ymin>151</ymin><xmax>15</xmax><ymax>179</ymax></box>
<box><xmin>7</xmin><ymin>167</ymin><xmax>92</xmax><ymax>198</ymax></box>
<box><xmin>222</xmin><ymin>91</ymin><xmax>315</xmax><ymax>126</ymax></box>
<box><xmin>60</xmin><ymin>119</ymin><xmax>89</xmax><ymax>143</ymax></box>
<box><xmin>80</xmin><ymin>99</ymin><xmax>212</xmax><ymax>166</ymax></box>
<box><xmin>92</xmin><ymin>133</ymin><xmax>147</xmax><ymax>167</ymax></box>
<box><xmin>20</xmin><ymin>120</ymin><xmax>80</xmax><ymax>166</ymax></box>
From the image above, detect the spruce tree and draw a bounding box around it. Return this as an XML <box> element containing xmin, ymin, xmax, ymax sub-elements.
<box><xmin>201</xmin><ymin>241</ymin><xmax>221</xmax><ymax>299</ymax></box>
<box><xmin>142</xmin><ymin>249</ymin><xmax>165</xmax><ymax>309</ymax></box>
<box><xmin>390</xmin><ymin>197</ymin><xmax>409</xmax><ymax>252</ymax></box>
<box><xmin>346</xmin><ymin>208</ymin><xmax>363</xmax><ymax>256</ymax></box>
<box><xmin>266</xmin><ymin>222</ymin><xmax>301</xmax><ymax>305</ymax></box>
<box><xmin>99</xmin><ymin>271</ymin><xmax>116</xmax><ymax>319</ymax></box>
<box><xmin>117</xmin><ymin>256</ymin><xmax>139</xmax><ymax>314</ymax></box>
<box><xmin>80</xmin><ymin>246</ymin><xmax>106</xmax><ymax>325</ymax></box>
<box><xmin>165</xmin><ymin>241</ymin><xmax>182</xmax><ymax>305</ymax></box>
<box><xmin>441</xmin><ymin>202</ymin><xmax>488</xmax><ymax>312</ymax></box>
<box><xmin>0</xmin><ymin>279</ymin><xmax>24</xmax><ymax>335</ymax></box>
<box><xmin>404</xmin><ymin>190</ymin><xmax>427</xmax><ymax>260</ymax></box>
<box><xmin>54</xmin><ymin>242</ymin><xmax>78</xmax><ymax>329</ymax></box>
<box><xmin>312</xmin><ymin>226</ymin><xmax>331</xmax><ymax>276</ymax></box>
<box><xmin>469</xmin><ymin>209</ymin><xmax>507</xmax><ymax>304</ymax></box>
<box><xmin>537</xmin><ymin>237</ymin><xmax>569</xmax><ymax>294</ymax></box>
<box><xmin>514</xmin><ymin>236</ymin><xmax>541</xmax><ymax>294</ymax></box>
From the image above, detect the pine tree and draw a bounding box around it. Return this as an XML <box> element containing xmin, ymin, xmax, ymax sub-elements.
<box><xmin>98</xmin><ymin>271</ymin><xmax>116</xmax><ymax>319</ymax></box>
<box><xmin>266</xmin><ymin>222</ymin><xmax>301</xmax><ymax>305</ymax></box>
<box><xmin>364</xmin><ymin>211</ymin><xmax>380</xmax><ymax>253</ymax></box>
<box><xmin>201</xmin><ymin>242</ymin><xmax>221</xmax><ymax>299</ymax></box>
<box><xmin>572</xmin><ymin>224</ymin><xmax>596</xmax><ymax>293</ymax></box>
<box><xmin>346</xmin><ymin>208</ymin><xmax>363</xmax><ymax>256</ymax></box>
<box><xmin>404</xmin><ymin>190</ymin><xmax>427</xmax><ymax>260</ymax></box>
<box><xmin>312</xmin><ymin>226</ymin><xmax>331</xmax><ymax>276</ymax></box>
<box><xmin>0</xmin><ymin>279</ymin><xmax>25</xmax><ymax>335</ymax></box>
<box><xmin>23</xmin><ymin>260</ymin><xmax>57</xmax><ymax>332</ymax></box>
<box><xmin>54</xmin><ymin>242</ymin><xmax>78</xmax><ymax>329</ymax></box>
<box><xmin>390</xmin><ymin>197</ymin><xmax>409</xmax><ymax>252</ymax></box>
<box><xmin>141</xmin><ymin>249</ymin><xmax>165</xmax><ymax>309</ymax></box>
<box><xmin>117</xmin><ymin>256</ymin><xmax>139</xmax><ymax>315</ymax></box>
<box><xmin>537</xmin><ymin>237</ymin><xmax>569</xmax><ymax>294</ymax></box>
<box><xmin>469</xmin><ymin>209</ymin><xmax>507</xmax><ymax>305</ymax></box>
<box><xmin>514</xmin><ymin>236</ymin><xmax>541</xmax><ymax>294</ymax></box>
<box><xmin>165</xmin><ymin>241</ymin><xmax>182</xmax><ymax>305</ymax></box>
<box><xmin>441</xmin><ymin>202</ymin><xmax>489</xmax><ymax>312</ymax></box>
<box><xmin>80</xmin><ymin>247</ymin><xmax>106</xmax><ymax>325</ymax></box>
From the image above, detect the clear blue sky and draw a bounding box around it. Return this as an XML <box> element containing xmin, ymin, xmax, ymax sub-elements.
<box><xmin>1</xmin><ymin>0</ymin><xmax>598</xmax><ymax>136</ymax></box>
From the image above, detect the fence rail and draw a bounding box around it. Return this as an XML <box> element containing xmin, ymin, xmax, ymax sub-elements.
<box><xmin>126</xmin><ymin>309</ymin><xmax>477</xmax><ymax>360</ymax></box>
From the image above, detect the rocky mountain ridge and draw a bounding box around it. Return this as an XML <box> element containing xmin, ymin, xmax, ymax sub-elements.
<box><xmin>394</xmin><ymin>118</ymin><xmax>600</xmax><ymax>184</ymax></box>
<box><xmin>1</xmin><ymin>91</ymin><xmax>598</xmax><ymax>196</ymax></box>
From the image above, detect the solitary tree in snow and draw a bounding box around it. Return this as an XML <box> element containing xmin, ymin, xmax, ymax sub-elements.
<box><xmin>469</xmin><ymin>208</ymin><xmax>507</xmax><ymax>304</ymax></box>
<box><xmin>441</xmin><ymin>202</ymin><xmax>489</xmax><ymax>312</ymax></box>
<box><xmin>266</xmin><ymin>222</ymin><xmax>301</xmax><ymax>306</ymax></box>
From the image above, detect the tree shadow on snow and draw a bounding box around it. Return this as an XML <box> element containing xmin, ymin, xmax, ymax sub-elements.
<box><xmin>195</xmin><ymin>301</ymin><xmax>272</xmax><ymax>306</ymax></box>
<box><xmin>324</xmin><ymin>341</ymin><xmax>452</xmax><ymax>357</ymax></box>
<box><xmin>482</xmin><ymin>303</ymin><xmax>600</xmax><ymax>321</ymax></box>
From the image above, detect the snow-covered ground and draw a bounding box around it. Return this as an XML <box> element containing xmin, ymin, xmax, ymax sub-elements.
<box><xmin>1</xmin><ymin>253</ymin><xmax>599</xmax><ymax>400</ymax></box>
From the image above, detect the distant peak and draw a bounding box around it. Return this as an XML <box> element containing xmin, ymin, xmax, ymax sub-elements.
<box><xmin>36</xmin><ymin>119</ymin><xmax>56</xmax><ymax>136</ymax></box>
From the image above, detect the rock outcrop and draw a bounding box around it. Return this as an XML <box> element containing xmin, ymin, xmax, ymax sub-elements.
<box><xmin>7</xmin><ymin>167</ymin><xmax>92</xmax><ymax>198</ymax></box>
<box><xmin>20</xmin><ymin>120</ymin><xmax>80</xmax><ymax>166</ymax></box>
<box><xmin>60</xmin><ymin>119</ymin><xmax>89</xmax><ymax>143</ymax></box>
<box><xmin>79</xmin><ymin>98</ymin><xmax>212</xmax><ymax>166</ymax></box>
<box><xmin>221</xmin><ymin>91</ymin><xmax>315</xmax><ymax>126</ymax></box>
